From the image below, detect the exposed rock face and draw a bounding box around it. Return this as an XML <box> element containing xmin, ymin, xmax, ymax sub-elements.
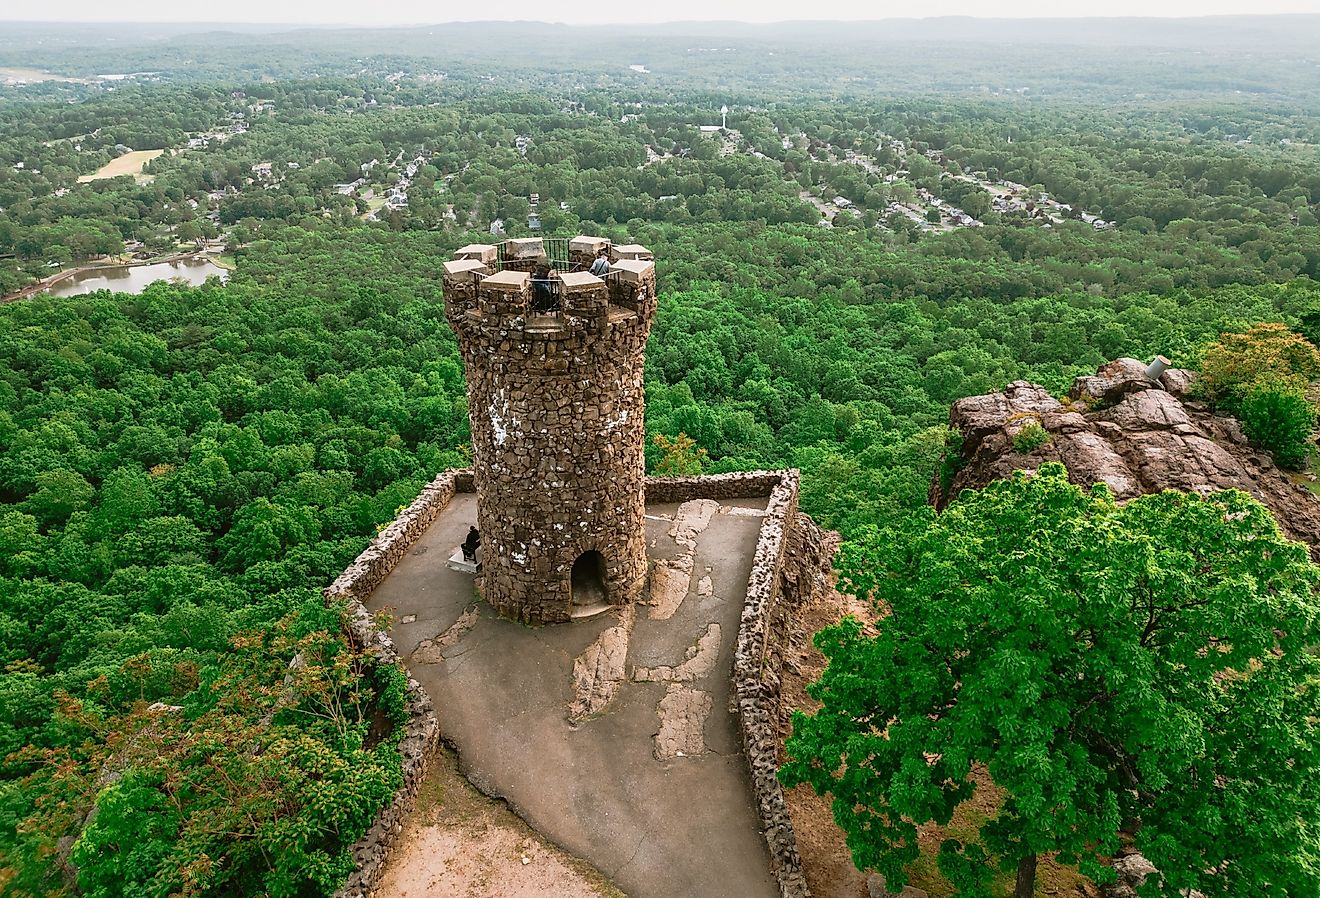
<box><xmin>568</xmin><ymin>605</ymin><xmax>635</xmax><ymax>723</ymax></box>
<box><xmin>442</xmin><ymin>238</ymin><xmax>658</xmax><ymax>624</ymax></box>
<box><xmin>1103</xmin><ymin>852</ymin><xmax>1204</xmax><ymax>898</ymax></box>
<box><xmin>934</xmin><ymin>358</ymin><xmax>1320</xmax><ymax>556</ymax></box>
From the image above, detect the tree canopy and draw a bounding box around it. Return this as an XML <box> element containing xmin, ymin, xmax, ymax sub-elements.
<box><xmin>5</xmin><ymin>23</ymin><xmax>1320</xmax><ymax>893</ymax></box>
<box><xmin>782</xmin><ymin>464</ymin><xmax>1320</xmax><ymax>897</ymax></box>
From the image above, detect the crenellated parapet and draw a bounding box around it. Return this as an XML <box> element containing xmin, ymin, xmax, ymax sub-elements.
<box><xmin>440</xmin><ymin>236</ymin><xmax>658</xmax><ymax>624</ymax></box>
<box><xmin>441</xmin><ymin>237</ymin><xmax>656</xmax><ymax>340</ymax></box>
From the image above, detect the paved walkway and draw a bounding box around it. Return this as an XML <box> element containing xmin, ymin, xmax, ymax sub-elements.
<box><xmin>367</xmin><ymin>492</ymin><xmax>778</xmax><ymax>898</ymax></box>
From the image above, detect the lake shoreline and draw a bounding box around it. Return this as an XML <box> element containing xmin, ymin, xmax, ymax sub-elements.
<box><xmin>0</xmin><ymin>252</ymin><xmax>229</xmax><ymax>304</ymax></box>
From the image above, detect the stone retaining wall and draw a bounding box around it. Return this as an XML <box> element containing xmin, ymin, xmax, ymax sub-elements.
<box><xmin>325</xmin><ymin>469</ymin><xmax>474</xmax><ymax>898</ymax></box>
<box><xmin>646</xmin><ymin>469</ymin><xmax>833</xmax><ymax>898</ymax></box>
<box><xmin>326</xmin><ymin>466</ymin><xmax>830</xmax><ymax>898</ymax></box>
<box><xmin>645</xmin><ymin>470</ymin><xmax>787</xmax><ymax>503</ymax></box>
<box><xmin>324</xmin><ymin>469</ymin><xmax>474</xmax><ymax>605</ymax></box>
<box><xmin>729</xmin><ymin>469</ymin><xmax>832</xmax><ymax>898</ymax></box>
<box><xmin>329</xmin><ymin>602</ymin><xmax>439</xmax><ymax>898</ymax></box>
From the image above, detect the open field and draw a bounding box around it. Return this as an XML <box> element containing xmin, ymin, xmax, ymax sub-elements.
<box><xmin>0</xmin><ymin>66</ymin><xmax>86</xmax><ymax>84</ymax></box>
<box><xmin>77</xmin><ymin>149</ymin><xmax>166</xmax><ymax>183</ymax></box>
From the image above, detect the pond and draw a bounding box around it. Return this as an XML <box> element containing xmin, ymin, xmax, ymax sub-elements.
<box><xmin>46</xmin><ymin>259</ymin><xmax>229</xmax><ymax>298</ymax></box>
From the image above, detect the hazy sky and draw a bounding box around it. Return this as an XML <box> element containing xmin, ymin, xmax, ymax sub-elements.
<box><xmin>4</xmin><ymin>0</ymin><xmax>1320</xmax><ymax>26</ymax></box>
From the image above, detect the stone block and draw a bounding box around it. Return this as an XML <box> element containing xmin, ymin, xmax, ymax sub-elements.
<box><xmin>455</xmin><ymin>243</ymin><xmax>498</xmax><ymax>264</ymax></box>
<box><xmin>570</xmin><ymin>235</ymin><xmax>610</xmax><ymax>256</ymax></box>
<box><xmin>505</xmin><ymin>237</ymin><xmax>545</xmax><ymax>259</ymax></box>
<box><xmin>558</xmin><ymin>270</ymin><xmax>609</xmax><ymax>319</ymax></box>
<box><xmin>559</xmin><ymin>270</ymin><xmax>605</xmax><ymax>289</ymax></box>
<box><xmin>612</xmin><ymin>243</ymin><xmax>653</xmax><ymax>261</ymax></box>
<box><xmin>477</xmin><ymin>269</ymin><xmax>530</xmax><ymax>315</ymax></box>
<box><xmin>477</xmin><ymin>269</ymin><xmax>529</xmax><ymax>289</ymax></box>
<box><xmin>443</xmin><ymin>258</ymin><xmax>488</xmax><ymax>279</ymax></box>
<box><xmin>611</xmin><ymin>258</ymin><xmax>655</xmax><ymax>283</ymax></box>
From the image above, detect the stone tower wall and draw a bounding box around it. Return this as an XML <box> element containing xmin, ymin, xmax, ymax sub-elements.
<box><xmin>442</xmin><ymin>239</ymin><xmax>658</xmax><ymax>623</ymax></box>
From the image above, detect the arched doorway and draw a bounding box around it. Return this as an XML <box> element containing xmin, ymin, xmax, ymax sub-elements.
<box><xmin>571</xmin><ymin>550</ymin><xmax>608</xmax><ymax>610</ymax></box>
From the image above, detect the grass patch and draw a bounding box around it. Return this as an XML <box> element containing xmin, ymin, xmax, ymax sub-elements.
<box><xmin>77</xmin><ymin>149</ymin><xmax>166</xmax><ymax>183</ymax></box>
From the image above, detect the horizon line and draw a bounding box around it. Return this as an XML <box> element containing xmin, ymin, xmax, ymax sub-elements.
<box><xmin>4</xmin><ymin>12</ymin><xmax>1320</xmax><ymax>28</ymax></box>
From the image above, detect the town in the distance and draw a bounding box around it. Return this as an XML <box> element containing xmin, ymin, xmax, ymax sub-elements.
<box><xmin>1</xmin><ymin>13</ymin><xmax>1319</xmax><ymax>898</ymax></box>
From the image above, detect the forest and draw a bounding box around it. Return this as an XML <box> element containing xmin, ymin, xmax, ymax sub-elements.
<box><xmin>2</xmin><ymin>16</ymin><xmax>1320</xmax><ymax>897</ymax></box>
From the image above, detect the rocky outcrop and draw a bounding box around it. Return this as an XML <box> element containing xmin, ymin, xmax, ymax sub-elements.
<box><xmin>1103</xmin><ymin>852</ymin><xmax>1204</xmax><ymax>898</ymax></box>
<box><xmin>934</xmin><ymin>357</ymin><xmax>1320</xmax><ymax>556</ymax></box>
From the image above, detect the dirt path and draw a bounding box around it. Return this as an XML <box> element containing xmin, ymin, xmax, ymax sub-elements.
<box><xmin>375</xmin><ymin>745</ymin><xmax>625</xmax><ymax>898</ymax></box>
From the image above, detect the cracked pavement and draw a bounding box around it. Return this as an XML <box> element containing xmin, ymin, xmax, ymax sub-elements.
<box><xmin>365</xmin><ymin>493</ymin><xmax>777</xmax><ymax>898</ymax></box>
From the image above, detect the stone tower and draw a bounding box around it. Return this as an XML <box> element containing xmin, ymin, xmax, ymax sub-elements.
<box><xmin>441</xmin><ymin>236</ymin><xmax>658</xmax><ymax>624</ymax></box>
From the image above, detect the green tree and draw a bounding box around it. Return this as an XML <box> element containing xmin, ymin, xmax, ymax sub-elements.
<box><xmin>651</xmin><ymin>432</ymin><xmax>708</xmax><ymax>476</ymax></box>
<box><xmin>62</xmin><ymin>603</ymin><xmax>403</xmax><ymax>898</ymax></box>
<box><xmin>0</xmin><ymin>510</ymin><xmax>45</xmax><ymax>577</ymax></box>
<box><xmin>1195</xmin><ymin>324</ymin><xmax>1320</xmax><ymax>468</ymax></box>
<box><xmin>1197</xmin><ymin>322</ymin><xmax>1320</xmax><ymax>405</ymax></box>
<box><xmin>175</xmin><ymin>219</ymin><xmax>203</xmax><ymax>246</ymax></box>
<box><xmin>23</xmin><ymin>469</ymin><xmax>95</xmax><ymax>527</ymax></box>
<box><xmin>96</xmin><ymin>466</ymin><xmax>160</xmax><ymax>535</ymax></box>
<box><xmin>782</xmin><ymin>465</ymin><xmax>1320</xmax><ymax>898</ymax></box>
<box><xmin>1236</xmin><ymin>378</ymin><xmax>1316</xmax><ymax>469</ymax></box>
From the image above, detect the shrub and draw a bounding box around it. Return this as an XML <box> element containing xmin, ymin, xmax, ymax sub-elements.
<box><xmin>1012</xmin><ymin>419</ymin><xmax>1051</xmax><ymax>454</ymax></box>
<box><xmin>652</xmin><ymin>432</ymin><xmax>708</xmax><ymax>476</ymax></box>
<box><xmin>1237</xmin><ymin>378</ymin><xmax>1316</xmax><ymax>469</ymax></box>
<box><xmin>1195</xmin><ymin>324</ymin><xmax>1319</xmax><ymax>468</ymax></box>
<box><xmin>1197</xmin><ymin>322</ymin><xmax>1320</xmax><ymax>405</ymax></box>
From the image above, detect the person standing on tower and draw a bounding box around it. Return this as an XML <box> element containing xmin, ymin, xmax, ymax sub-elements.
<box><xmin>589</xmin><ymin>248</ymin><xmax>611</xmax><ymax>277</ymax></box>
<box><xmin>530</xmin><ymin>259</ymin><xmax>561</xmax><ymax>312</ymax></box>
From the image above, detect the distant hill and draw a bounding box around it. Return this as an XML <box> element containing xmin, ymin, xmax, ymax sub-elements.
<box><xmin>628</xmin><ymin>15</ymin><xmax>1320</xmax><ymax>48</ymax></box>
<box><xmin>2</xmin><ymin>16</ymin><xmax>1319</xmax><ymax>100</ymax></box>
<box><xmin>6</xmin><ymin>14</ymin><xmax>1320</xmax><ymax>49</ymax></box>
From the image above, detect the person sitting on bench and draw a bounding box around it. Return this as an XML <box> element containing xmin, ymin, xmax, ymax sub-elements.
<box><xmin>461</xmin><ymin>526</ymin><xmax>481</xmax><ymax>563</ymax></box>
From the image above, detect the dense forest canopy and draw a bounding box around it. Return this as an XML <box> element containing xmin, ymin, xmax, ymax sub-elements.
<box><xmin>785</xmin><ymin>465</ymin><xmax>1320</xmax><ymax>897</ymax></box>
<box><xmin>3</xmin><ymin>16</ymin><xmax>1320</xmax><ymax>896</ymax></box>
